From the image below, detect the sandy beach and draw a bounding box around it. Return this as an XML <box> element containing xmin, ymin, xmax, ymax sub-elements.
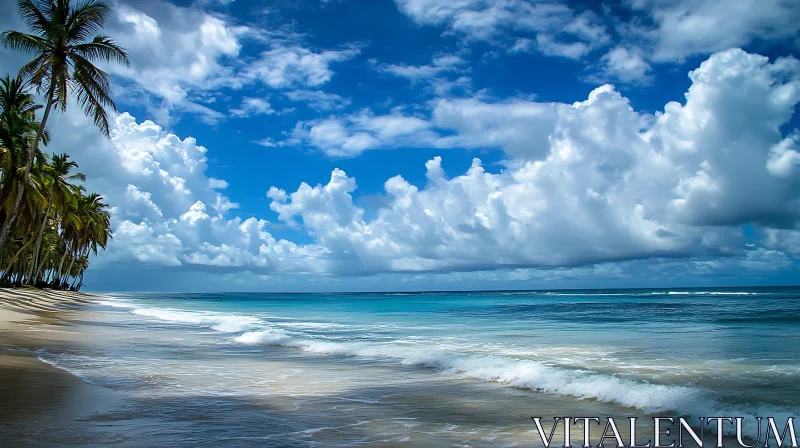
<box><xmin>0</xmin><ymin>289</ymin><xmax>121</xmax><ymax>446</ymax></box>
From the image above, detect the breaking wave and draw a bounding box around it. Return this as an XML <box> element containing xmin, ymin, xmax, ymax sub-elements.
<box><xmin>89</xmin><ymin>292</ymin><xmax>798</xmax><ymax>441</ymax></box>
<box><xmin>117</xmin><ymin>303</ymin><xmax>697</xmax><ymax>411</ymax></box>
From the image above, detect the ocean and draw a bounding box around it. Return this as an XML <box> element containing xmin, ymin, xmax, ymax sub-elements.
<box><xmin>32</xmin><ymin>287</ymin><xmax>800</xmax><ymax>446</ymax></box>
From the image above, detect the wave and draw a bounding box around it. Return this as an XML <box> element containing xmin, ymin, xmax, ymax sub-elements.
<box><xmin>115</xmin><ymin>303</ymin><xmax>354</xmax><ymax>335</ymax></box>
<box><xmin>231</xmin><ymin>329</ymin><xmax>795</xmax><ymax>438</ymax></box>
<box><xmin>234</xmin><ymin>329</ymin><xmax>697</xmax><ymax>412</ymax></box>
<box><xmin>706</xmin><ymin>292</ymin><xmax>756</xmax><ymax>295</ymax></box>
<box><xmin>515</xmin><ymin>291</ymin><xmax>763</xmax><ymax>297</ymax></box>
<box><xmin>95</xmin><ymin>299</ymin><xmax>138</xmax><ymax>308</ymax></box>
<box><xmin>131</xmin><ymin>307</ymin><xmax>262</xmax><ymax>333</ymax></box>
<box><xmin>107</xmin><ymin>302</ymin><xmax>791</xmax><ymax>439</ymax></box>
<box><xmin>114</xmin><ymin>304</ymin><xmax>699</xmax><ymax>413</ymax></box>
<box><xmin>666</xmin><ymin>291</ymin><xmax>757</xmax><ymax>296</ymax></box>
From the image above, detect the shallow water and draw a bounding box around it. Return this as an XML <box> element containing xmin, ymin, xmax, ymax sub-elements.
<box><xmin>29</xmin><ymin>287</ymin><xmax>800</xmax><ymax>446</ymax></box>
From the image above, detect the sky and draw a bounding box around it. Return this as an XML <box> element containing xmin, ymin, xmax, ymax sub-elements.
<box><xmin>0</xmin><ymin>0</ymin><xmax>799</xmax><ymax>292</ymax></box>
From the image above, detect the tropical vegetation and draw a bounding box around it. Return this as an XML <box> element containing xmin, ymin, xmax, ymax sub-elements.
<box><xmin>0</xmin><ymin>0</ymin><xmax>128</xmax><ymax>290</ymax></box>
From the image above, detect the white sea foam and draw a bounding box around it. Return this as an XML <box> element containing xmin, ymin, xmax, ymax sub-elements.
<box><xmin>273</xmin><ymin>321</ymin><xmax>353</xmax><ymax>330</ymax></box>
<box><xmin>115</xmin><ymin>302</ymin><xmax>791</xmax><ymax>439</ymax></box>
<box><xmin>233</xmin><ymin>330</ymin><xmax>798</xmax><ymax>438</ymax></box>
<box><xmin>131</xmin><ymin>307</ymin><xmax>261</xmax><ymax>333</ymax></box>
<box><xmin>127</xmin><ymin>306</ymin><xmax>354</xmax><ymax>335</ymax></box>
<box><xmin>234</xmin><ymin>329</ymin><xmax>293</xmax><ymax>344</ymax></box>
<box><xmin>119</xmin><ymin>304</ymin><xmax>728</xmax><ymax>416</ymax></box>
<box><xmin>667</xmin><ymin>291</ymin><xmax>757</xmax><ymax>295</ymax></box>
<box><xmin>233</xmin><ymin>330</ymin><xmax>699</xmax><ymax>413</ymax></box>
<box><xmin>533</xmin><ymin>291</ymin><xmax>762</xmax><ymax>297</ymax></box>
<box><xmin>96</xmin><ymin>299</ymin><xmax>138</xmax><ymax>308</ymax></box>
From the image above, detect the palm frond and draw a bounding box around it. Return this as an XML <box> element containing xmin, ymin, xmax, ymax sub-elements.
<box><xmin>52</xmin><ymin>62</ymin><xmax>70</xmax><ymax>112</ymax></box>
<box><xmin>18</xmin><ymin>53</ymin><xmax>51</xmax><ymax>91</ymax></box>
<box><xmin>71</xmin><ymin>56</ymin><xmax>115</xmax><ymax>136</ymax></box>
<box><xmin>67</xmin><ymin>0</ymin><xmax>111</xmax><ymax>42</ymax></box>
<box><xmin>72</xmin><ymin>35</ymin><xmax>129</xmax><ymax>66</ymax></box>
<box><xmin>0</xmin><ymin>31</ymin><xmax>49</xmax><ymax>54</ymax></box>
<box><xmin>16</xmin><ymin>0</ymin><xmax>52</xmax><ymax>35</ymax></box>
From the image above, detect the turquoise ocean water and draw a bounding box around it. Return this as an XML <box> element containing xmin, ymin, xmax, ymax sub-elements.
<box><xmin>29</xmin><ymin>287</ymin><xmax>800</xmax><ymax>446</ymax></box>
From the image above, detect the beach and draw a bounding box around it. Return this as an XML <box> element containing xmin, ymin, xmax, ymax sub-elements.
<box><xmin>0</xmin><ymin>288</ymin><xmax>797</xmax><ymax>447</ymax></box>
<box><xmin>0</xmin><ymin>291</ymin><xmax>122</xmax><ymax>446</ymax></box>
<box><xmin>1</xmin><ymin>289</ymin><xmax>564</xmax><ymax>446</ymax></box>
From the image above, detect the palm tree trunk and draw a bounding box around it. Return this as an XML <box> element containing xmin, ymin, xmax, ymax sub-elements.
<box><xmin>64</xmin><ymin>251</ymin><xmax>78</xmax><ymax>285</ymax></box>
<box><xmin>72</xmin><ymin>271</ymin><xmax>83</xmax><ymax>290</ymax></box>
<box><xmin>56</xmin><ymin>239</ymin><xmax>71</xmax><ymax>283</ymax></box>
<box><xmin>19</xmin><ymin>254</ymin><xmax>30</xmax><ymax>284</ymax></box>
<box><xmin>70</xmin><ymin>247</ymin><xmax>90</xmax><ymax>290</ymax></box>
<box><xmin>0</xmin><ymin>84</ymin><xmax>55</xmax><ymax>253</ymax></box>
<box><xmin>35</xmin><ymin>251</ymin><xmax>49</xmax><ymax>282</ymax></box>
<box><xmin>2</xmin><ymin>238</ymin><xmax>34</xmax><ymax>281</ymax></box>
<box><xmin>27</xmin><ymin>194</ymin><xmax>53</xmax><ymax>283</ymax></box>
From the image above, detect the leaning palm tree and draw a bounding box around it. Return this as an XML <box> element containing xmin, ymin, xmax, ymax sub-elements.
<box><xmin>0</xmin><ymin>76</ymin><xmax>42</xmax><ymax>206</ymax></box>
<box><xmin>27</xmin><ymin>153</ymin><xmax>84</xmax><ymax>283</ymax></box>
<box><xmin>0</xmin><ymin>0</ymin><xmax>129</xmax><ymax>253</ymax></box>
<box><xmin>0</xmin><ymin>155</ymin><xmax>49</xmax><ymax>285</ymax></box>
<box><xmin>0</xmin><ymin>75</ymin><xmax>47</xmax><ymax>251</ymax></box>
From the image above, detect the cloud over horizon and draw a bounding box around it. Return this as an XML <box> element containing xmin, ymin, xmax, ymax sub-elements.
<box><xmin>0</xmin><ymin>0</ymin><xmax>797</xmax><ymax>291</ymax></box>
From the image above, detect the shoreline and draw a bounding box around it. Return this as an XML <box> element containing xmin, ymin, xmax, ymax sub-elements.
<box><xmin>0</xmin><ymin>289</ymin><xmax>122</xmax><ymax>446</ymax></box>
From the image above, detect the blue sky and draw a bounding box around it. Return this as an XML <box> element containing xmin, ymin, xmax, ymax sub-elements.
<box><xmin>1</xmin><ymin>0</ymin><xmax>799</xmax><ymax>292</ymax></box>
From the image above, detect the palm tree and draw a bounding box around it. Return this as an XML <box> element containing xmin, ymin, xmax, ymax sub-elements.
<box><xmin>57</xmin><ymin>190</ymin><xmax>109</xmax><ymax>288</ymax></box>
<box><xmin>0</xmin><ymin>76</ymin><xmax>42</xmax><ymax>204</ymax></box>
<box><xmin>0</xmin><ymin>0</ymin><xmax>128</xmax><ymax>253</ymax></box>
<box><xmin>27</xmin><ymin>153</ymin><xmax>83</xmax><ymax>283</ymax></box>
<box><xmin>0</xmin><ymin>155</ymin><xmax>48</xmax><ymax>285</ymax></box>
<box><xmin>0</xmin><ymin>76</ymin><xmax>47</xmax><ymax>252</ymax></box>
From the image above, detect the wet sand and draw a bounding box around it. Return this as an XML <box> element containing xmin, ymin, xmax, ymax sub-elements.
<box><xmin>0</xmin><ymin>289</ymin><xmax>121</xmax><ymax>446</ymax></box>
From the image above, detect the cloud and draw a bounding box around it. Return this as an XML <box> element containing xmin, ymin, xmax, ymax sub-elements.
<box><xmin>104</xmin><ymin>3</ymin><xmax>360</xmax><ymax>121</ymax></box>
<box><xmin>40</xmin><ymin>107</ymin><xmax>316</xmax><ymax>273</ymax></box>
<box><xmin>7</xmin><ymin>24</ymin><xmax>798</xmax><ymax>284</ymax></box>
<box><xmin>292</xmin><ymin>50</ymin><xmax>800</xmax><ymax>235</ymax></box>
<box><xmin>123</xmin><ymin>185</ymin><xmax>164</xmax><ymax>221</ymax></box>
<box><xmin>0</xmin><ymin>0</ymin><xmax>361</xmax><ymax>124</ymax></box>
<box><xmin>766</xmin><ymin>131</ymin><xmax>800</xmax><ymax>179</ymax></box>
<box><xmin>626</xmin><ymin>0</ymin><xmax>800</xmax><ymax>63</ymax></box>
<box><xmin>763</xmin><ymin>229</ymin><xmax>800</xmax><ymax>256</ymax></box>
<box><xmin>230</xmin><ymin>97</ymin><xmax>275</xmax><ymax>117</ymax></box>
<box><xmin>287</xmin><ymin>109</ymin><xmax>441</xmax><ymax>157</ymax></box>
<box><xmin>266</xmin><ymin>151</ymin><xmax>745</xmax><ymax>274</ymax></box>
<box><xmin>534</xmin><ymin>34</ymin><xmax>591</xmax><ymax>59</ymax></box>
<box><xmin>2</xmin><ymin>0</ymin><xmax>795</xmax><ymax>289</ymax></box>
<box><xmin>267</xmin><ymin>49</ymin><xmax>800</xmax><ymax>275</ymax></box>
<box><xmin>392</xmin><ymin>0</ymin><xmax>798</xmax><ymax>84</ymax></box>
<box><xmin>376</xmin><ymin>54</ymin><xmax>466</xmax><ymax>80</ymax></box>
<box><xmin>393</xmin><ymin>0</ymin><xmax>609</xmax><ymax>57</ymax></box>
<box><xmin>373</xmin><ymin>53</ymin><xmax>472</xmax><ymax>95</ymax></box>
<box><xmin>592</xmin><ymin>46</ymin><xmax>653</xmax><ymax>84</ymax></box>
<box><xmin>439</xmin><ymin>51</ymin><xmax>800</xmax><ymax>230</ymax></box>
<box><xmin>242</xmin><ymin>46</ymin><xmax>360</xmax><ymax>89</ymax></box>
<box><xmin>103</xmin><ymin>1</ymin><xmax>248</xmax><ymax>122</ymax></box>
<box><xmin>283</xmin><ymin>90</ymin><xmax>351</xmax><ymax>110</ymax></box>
<box><xmin>209</xmin><ymin>178</ymin><xmax>230</xmax><ymax>189</ymax></box>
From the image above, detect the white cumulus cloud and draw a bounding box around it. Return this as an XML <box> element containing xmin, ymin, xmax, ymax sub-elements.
<box><xmin>270</xmin><ymin>49</ymin><xmax>800</xmax><ymax>274</ymax></box>
<box><xmin>243</xmin><ymin>46</ymin><xmax>360</xmax><ymax>89</ymax></box>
